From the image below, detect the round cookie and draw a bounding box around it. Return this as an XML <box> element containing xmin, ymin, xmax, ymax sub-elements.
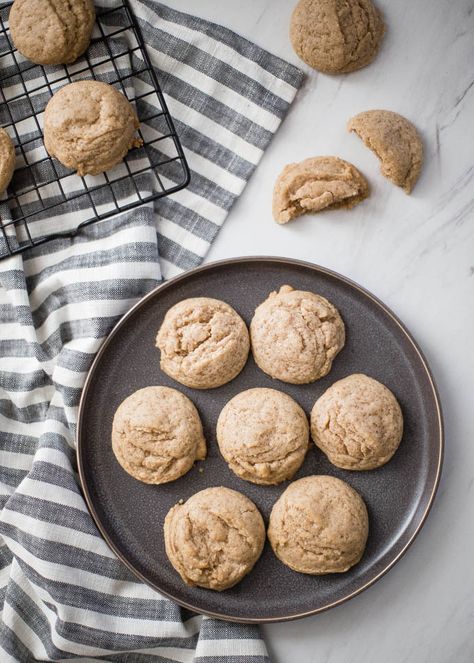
<box><xmin>112</xmin><ymin>386</ymin><xmax>206</xmax><ymax>484</ymax></box>
<box><xmin>290</xmin><ymin>0</ymin><xmax>385</xmax><ymax>74</ymax></box>
<box><xmin>250</xmin><ymin>285</ymin><xmax>345</xmax><ymax>384</ymax></box>
<box><xmin>348</xmin><ymin>110</ymin><xmax>423</xmax><ymax>194</ymax></box>
<box><xmin>311</xmin><ymin>373</ymin><xmax>403</xmax><ymax>470</ymax></box>
<box><xmin>217</xmin><ymin>388</ymin><xmax>309</xmax><ymax>485</ymax></box>
<box><xmin>268</xmin><ymin>475</ymin><xmax>369</xmax><ymax>574</ymax></box>
<box><xmin>9</xmin><ymin>0</ymin><xmax>95</xmax><ymax>66</ymax></box>
<box><xmin>44</xmin><ymin>81</ymin><xmax>140</xmax><ymax>176</ymax></box>
<box><xmin>156</xmin><ymin>297</ymin><xmax>250</xmax><ymax>389</ymax></box>
<box><xmin>164</xmin><ymin>487</ymin><xmax>265</xmax><ymax>590</ymax></box>
<box><xmin>272</xmin><ymin>156</ymin><xmax>369</xmax><ymax>224</ymax></box>
<box><xmin>0</xmin><ymin>129</ymin><xmax>15</xmax><ymax>194</ymax></box>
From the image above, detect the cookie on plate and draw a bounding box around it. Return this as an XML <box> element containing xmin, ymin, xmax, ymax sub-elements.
<box><xmin>217</xmin><ymin>388</ymin><xmax>309</xmax><ymax>485</ymax></box>
<box><xmin>156</xmin><ymin>297</ymin><xmax>250</xmax><ymax>389</ymax></box>
<box><xmin>290</xmin><ymin>0</ymin><xmax>385</xmax><ymax>74</ymax></box>
<box><xmin>268</xmin><ymin>475</ymin><xmax>369</xmax><ymax>574</ymax></box>
<box><xmin>250</xmin><ymin>285</ymin><xmax>345</xmax><ymax>384</ymax></box>
<box><xmin>273</xmin><ymin>156</ymin><xmax>369</xmax><ymax>223</ymax></box>
<box><xmin>311</xmin><ymin>373</ymin><xmax>403</xmax><ymax>470</ymax></box>
<box><xmin>112</xmin><ymin>386</ymin><xmax>206</xmax><ymax>484</ymax></box>
<box><xmin>44</xmin><ymin>81</ymin><xmax>140</xmax><ymax>176</ymax></box>
<box><xmin>9</xmin><ymin>0</ymin><xmax>95</xmax><ymax>65</ymax></box>
<box><xmin>348</xmin><ymin>110</ymin><xmax>423</xmax><ymax>193</ymax></box>
<box><xmin>0</xmin><ymin>129</ymin><xmax>15</xmax><ymax>194</ymax></box>
<box><xmin>164</xmin><ymin>487</ymin><xmax>265</xmax><ymax>590</ymax></box>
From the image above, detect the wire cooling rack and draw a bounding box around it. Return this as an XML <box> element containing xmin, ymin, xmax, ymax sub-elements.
<box><xmin>0</xmin><ymin>0</ymin><xmax>190</xmax><ymax>258</ymax></box>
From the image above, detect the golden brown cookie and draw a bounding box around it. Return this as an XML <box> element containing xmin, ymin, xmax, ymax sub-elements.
<box><xmin>217</xmin><ymin>388</ymin><xmax>309</xmax><ymax>485</ymax></box>
<box><xmin>164</xmin><ymin>487</ymin><xmax>265</xmax><ymax>590</ymax></box>
<box><xmin>348</xmin><ymin>110</ymin><xmax>423</xmax><ymax>193</ymax></box>
<box><xmin>268</xmin><ymin>475</ymin><xmax>369</xmax><ymax>574</ymax></box>
<box><xmin>0</xmin><ymin>129</ymin><xmax>15</xmax><ymax>194</ymax></box>
<box><xmin>250</xmin><ymin>285</ymin><xmax>345</xmax><ymax>384</ymax></box>
<box><xmin>156</xmin><ymin>297</ymin><xmax>250</xmax><ymax>389</ymax></box>
<box><xmin>311</xmin><ymin>373</ymin><xmax>403</xmax><ymax>470</ymax></box>
<box><xmin>44</xmin><ymin>81</ymin><xmax>140</xmax><ymax>176</ymax></box>
<box><xmin>112</xmin><ymin>386</ymin><xmax>206</xmax><ymax>484</ymax></box>
<box><xmin>273</xmin><ymin>156</ymin><xmax>369</xmax><ymax>224</ymax></box>
<box><xmin>9</xmin><ymin>0</ymin><xmax>95</xmax><ymax>65</ymax></box>
<box><xmin>290</xmin><ymin>0</ymin><xmax>384</xmax><ymax>74</ymax></box>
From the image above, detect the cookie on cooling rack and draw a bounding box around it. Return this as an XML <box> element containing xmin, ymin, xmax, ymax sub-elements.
<box><xmin>9</xmin><ymin>0</ymin><xmax>96</xmax><ymax>66</ymax></box>
<box><xmin>0</xmin><ymin>128</ymin><xmax>15</xmax><ymax>194</ymax></box>
<box><xmin>44</xmin><ymin>80</ymin><xmax>141</xmax><ymax>176</ymax></box>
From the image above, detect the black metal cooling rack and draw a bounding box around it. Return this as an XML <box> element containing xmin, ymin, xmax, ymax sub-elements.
<box><xmin>0</xmin><ymin>0</ymin><xmax>190</xmax><ymax>258</ymax></box>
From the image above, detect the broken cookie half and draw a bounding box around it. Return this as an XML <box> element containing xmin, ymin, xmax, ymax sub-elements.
<box><xmin>272</xmin><ymin>156</ymin><xmax>369</xmax><ymax>224</ymax></box>
<box><xmin>348</xmin><ymin>110</ymin><xmax>423</xmax><ymax>194</ymax></box>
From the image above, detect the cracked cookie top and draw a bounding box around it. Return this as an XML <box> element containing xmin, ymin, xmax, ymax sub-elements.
<box><xmin>164</xmin><ymin>487</ymin><xmax>265</xmax><ymax>590</ymax></box>
<box><xmin>348</xmin><ymin>110</ymin><xmax>423</xmax><ymax>193</ymax></box>
<box><xmin>250</xmin><ymin>285</ymin><xmax>345</xmax><ymax>384</ymax></box>
<box><xmin>0</xmin><ymin>129</ymin><xmax>15</xmax><ymax>195</ymax></box>
<box><xmin>290</xmin><ymin>0</ymin><xmax>385</xmax><ymax>74</ymax></box>
<box><xmin>272</xmin><ymin>156</ymin><xmax>369</xmax><ymax>224</ymax></box>
<box><xmin>268</xmin><ymin>475</ymin><xmax>369</xmax><ymax>574</ymax></box>
<box><xmin>156</xmin><ymin>297</ymin><xmax>250</xmax><ymax>389</ymax></box>
<box><xmin>44</xmin><ymin>80</ymin><xmax>140</xmax><ymax>176</ymax></box>
<box><xmin>311</xmin><ymin>373</ymin><xmax>403</xmax><ymax>470</ymax></box>
<box><xmin>9</xmin><ymin>0</ymin><xmax>95</xmax><ymax>65</ymax></box>
<box><xmin>112</xmin><ymin>386</ymin><xmax>206</xmax><ymax>484</ymax></box>
<box><xmin>217</xmin><ymin>388</ymin><xmax>309</xmax><ymax>485</ymax></box>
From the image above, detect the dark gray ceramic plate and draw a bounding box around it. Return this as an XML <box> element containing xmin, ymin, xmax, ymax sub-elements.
<box><xmin>77</xmin><ymin>257</ymin><xmax>443</xmax><ymax>623</ymax></box>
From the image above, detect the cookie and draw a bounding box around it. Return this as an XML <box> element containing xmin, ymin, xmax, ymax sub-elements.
<box><xmin>311</xmin><ymin>373</ymin><xmax>403</xmax><ymax>470</ymax></box>
<box><xmin>268</xmin><ymin>475</ymin><xmax>369</xmax><ymax>574</ymax></box>
<box><xmin>44</xmin><ymin>81</ymin><xmax>140</xmax><ymax>176</ymax></box>
<box><xmin>0</xmin><ymin>129</ymin><xmax>15</xmax><ymax>194</ymax></box>
<box><xmin>9</xmin><ymin>0</ymin><xmax>95</xmax><ymax>65</ymax></box>
<box><xmin>273</xmin><ymin>156</ymin><xmax>369</xmax><ymax>224</ymax></box>
<box><xmin>217</xmin><ymin>388</ymin><xmax>309</xmax><ymax>485</ymax></box>
<box><xmin>164</xmin><ymin>487</ymin><xmax>265</xmax><ymax>590</ymax></box>
<box><xmin>348</xmin><ymin>110</ymin><xmax>423</xmax><ymax>193</ymax></box>
<box><xmin>290</xmin><ymin>0</ymin><xmax>385</xmax><ymax>74</ymax></box>
<box><xmin>112</xmin><ymin>386</ymin><xmax>206</xmax><ymax>484</ymax></box>
<box><xmin>156</xmin><ymin>297</ymin><xmax>250</xmax><ymax>389</ymax></box>
<box><xmin>250</xmin><ymin>285</ymin><xmax>345</xmax><ymax>384</ymax></box>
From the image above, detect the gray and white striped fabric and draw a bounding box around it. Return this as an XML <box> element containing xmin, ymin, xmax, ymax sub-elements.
<box><xmin>0</xmin><ymin>1</ymin><xmax>303</xmax><ymax>661</ymax></box>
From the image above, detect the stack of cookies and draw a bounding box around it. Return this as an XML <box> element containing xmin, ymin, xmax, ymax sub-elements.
<box><xmin>112</xmin><ymin>285</ymin><xmax>404</xmax><ymax>591</ymax></box>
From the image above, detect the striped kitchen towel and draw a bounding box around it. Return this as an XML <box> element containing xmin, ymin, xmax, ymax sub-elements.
<box><xmin>0</xmin><ymin>0</ymin><xmax>304</xmax><ymax>661</ymax></box>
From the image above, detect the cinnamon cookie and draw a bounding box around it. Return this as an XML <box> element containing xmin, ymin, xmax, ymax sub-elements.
<box><xmin>44</xmin><ymin>81</ymin><xmax>140</xmax><ymax>176</ymax></box>
<box><xmin>9</xmin><ymin>0</ymin><xmax>95</xmax><ymax>65</ymax></box>
<box><xmin>268</xmin><ymin>475</ymin><xmax>369</xmax><ymax>574</ymax></box>
<box><xmin>217</xmin><ymin>388</ymin><xmax>309</xmax><ymax>485</ymax></box>
<box><xmin>112</xmin><ymin>386</ymin><xmax>206</xmax><ymax>484</ymax></box>
<box><xmin>156</xmin><ymin>297</ymin><xmax>250</xmax><ymax>389</ymax></box>
<box><xmin>311</xmin><ymin>373</ymin><xmax>403</xmax><ymax>470</ymax></box>
<box><xmin>348</xmin><ymin>110</ymin><xmax>423</xmax><ymax>193</ymax></box>
<box><xmin>0</xmin><ymin>129</ymin><xmax>15</xmax><ymax>194</ymax></box>
<box><xmin>250</xmin><ymin>285</ymin><xmax>345</xmax><ymax>384</ymax></box>
<box><xmin>164</xmin><ymin>487</ymin><xmax>265</xmax><ymax>590</ymax></box>
<box><xmin>273</xmin><ymin>156</ymin><xmax>369</xmax><ymax>224</ymax></box>
<box><xmin>290</xmin><ymin>0</ymin><xmax>385</xmax><ymax>74</ymax></box>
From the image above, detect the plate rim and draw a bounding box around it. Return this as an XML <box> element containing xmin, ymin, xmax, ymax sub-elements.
<box><xmin>76</xmin><ymin>256</ymin><xmax>444</xmax><ymax>623</ymax></box>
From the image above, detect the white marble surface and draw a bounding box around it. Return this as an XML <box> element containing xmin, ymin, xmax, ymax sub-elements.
<box><xmin>170</xmin><ymin>1</ymin><xmax>474</xmax><ymax>661</ymax></box>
